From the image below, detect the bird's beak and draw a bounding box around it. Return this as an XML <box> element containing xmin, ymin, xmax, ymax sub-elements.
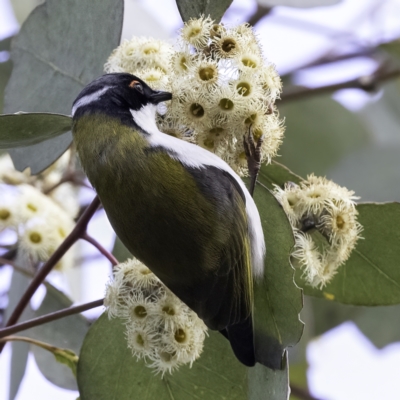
<box><xmin>149</xmin><ymin>90</ymin><xmax>172</xmax><ymax>104</ymax></box>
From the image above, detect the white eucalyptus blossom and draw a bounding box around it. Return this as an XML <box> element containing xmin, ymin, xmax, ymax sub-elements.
<box><xmin>273</xmin><ymin>175</ymin><xmax>363</xmax><ymax>288</ymax></box>
<box><xmin>104</xmin><ymin>17</ymin><xmax>284</xmax><ymax>176</ymax></box>
<box><xmin>104</xmin><ymin>258</ymin><xmax>208</xmax><ymax>376</ymax></box>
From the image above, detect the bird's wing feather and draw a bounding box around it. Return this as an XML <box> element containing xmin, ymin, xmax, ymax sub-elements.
<box><xmin>171</xmin><ymin>164</ymin><xmax>253</xmax><ymax>331</ymax></box>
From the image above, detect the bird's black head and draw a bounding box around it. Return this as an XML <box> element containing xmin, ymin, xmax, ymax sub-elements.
<box><xmin>71</xmin><ymin>73</ymin><xmax>172</xmax><ymax>127</ymax></box>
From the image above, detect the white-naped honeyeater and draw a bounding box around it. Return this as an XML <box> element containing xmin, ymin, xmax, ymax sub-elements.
<box><xmin>72</xmin><ymin>73</ymin><xmax>266</xmax><ymax>367</ymax></box>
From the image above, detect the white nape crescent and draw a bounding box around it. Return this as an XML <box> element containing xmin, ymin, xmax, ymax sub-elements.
<box><xmin>131</xmin><ymin>104</ymin><xmax>266</xmax><ymax>278</ymax></box>
<box><xmin>72</xmin><ymin>86</ymin><xmax>111</xmax><ymax>117</ymax></box>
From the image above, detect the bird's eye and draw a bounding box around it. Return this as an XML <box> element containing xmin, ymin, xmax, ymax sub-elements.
<box><xmin>129</xmin><ymin>80</ymin><xmax>144</xmax><ymax>94</ymax></box>
<box><xmin>135</xmin><ymin>83</ymin><xmax>144</xmax><ymax>94</ymax></box>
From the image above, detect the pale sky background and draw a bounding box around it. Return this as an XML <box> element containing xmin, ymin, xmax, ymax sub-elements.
<box><xmin>1</xmin><ymin>0</ymin><xmax>400</xmax><ymax>399</ymax></box>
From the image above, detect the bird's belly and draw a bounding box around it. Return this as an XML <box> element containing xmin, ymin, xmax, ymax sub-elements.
<box><xmin>96</xmin><ymin>159</ymin><xmax>220</xmax><ymax>289</ymax></box>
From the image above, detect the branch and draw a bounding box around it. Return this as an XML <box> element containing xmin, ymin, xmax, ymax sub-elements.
<box><xmin>280</xmin><ymin>68</ymin><xmax>400</xmax><ymax>103</ymax></box>
<box><xmin>0</xmin><ymin>299</ymin><xmax>104</xmax><ymax>339</ymax></box>
<box><xmin>247</xmin><ymin>4</ymin><xmax>272</xmax><ymax>26</ymax></box>
<box><xmin>0</xmin><ymin>196</ymin><xmax>101</xmax><ymax>353</ymax></box>
<box><xmin>81</xmin><ymin>232</ymin><xmax>119</xmax><ymax>266</ymax></box>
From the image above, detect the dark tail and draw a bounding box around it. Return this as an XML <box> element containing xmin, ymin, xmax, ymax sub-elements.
<box><xmin>221</xmin><ymin>316</ymin><xmax>284</xmax><ymax>369</ymax></box>
<box><xmin>224</xmin><ymin>316</ymin><xmax>256</xmax><ymax>367</ymax></box>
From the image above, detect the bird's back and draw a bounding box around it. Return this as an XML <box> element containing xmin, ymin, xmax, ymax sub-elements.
<box><xmin>74</xmin><ymin>113</ymin><xmax>253</xmax><ymax>332</ymax></box>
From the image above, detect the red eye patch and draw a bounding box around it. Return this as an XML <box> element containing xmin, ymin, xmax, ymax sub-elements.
<box><xmin>129</xmin><ymin>80</ymin><xmax>140</xmax><ymax>88</ymax></box>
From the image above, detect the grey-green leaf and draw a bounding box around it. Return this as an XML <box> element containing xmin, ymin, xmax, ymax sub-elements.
<box><xmin>175</xmin><ymin>0</ymin><xmax>233</xmax><ymax>23</ymax></box>
<box><xmin>9</xmin><ymin>131</ymin><xmax>72</xmax><ymax>174</ymax></box>
<box><xmin>24</xmin><ymin>283</ymin><xmax>90</xmax><ymax>390</ymax></box>
<box><xmin>248</xmin><ymin>353</ymin><xmax>289</xmax><ymax>400</ymax></box>
<box><xmin>250</xmin><ymin>179</ymin><xmax>303</xmax><ymax>369</ymax></box>
<box><xmin>4</xmin><ymin>0</ymin><xmax>124</xmax><ymax>171</ymax></box>
<box><xmin>0</xmin><ymin>113</ymin><xmax>71</xmax><ymax>149</ymax></box>
<box><xmin>258</xmin><ymin>161</ymin><xmax>302</xmax><ymax>191</ymax></box>
<box><xmin>78</xmin><ymin>313</ymin><xmax>249</xmax><ymax>400</ymax></box>
<box><xmin>257</xmin><ymin>0</ymin><xmax>341</xmax><ymax>8</ymax></box>
<box><xmin>278</xmin><ymin>94</ymin><xmax>369</xmax><ymax>177</ymax></box>
<box><xmin>297</xmin><ymin>203</ymin><xmax>400</xmax><ymax>305</ymax></box>
<box><xmin>6</xmin><ymin>253</ymin><xmax>35</xmax><ymax>400</ymax></box>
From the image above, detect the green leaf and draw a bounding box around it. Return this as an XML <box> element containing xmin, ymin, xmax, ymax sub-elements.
<box><xmin>0</xmin><ymin>60</ymin><xmax>12</xmax><ymax>114</ymax></box>
<box><xmin>5</xmin><ymin>0</ymin><xmax>124</xmax><ymax>172</ymax></box>
<box><xmin>53</xmin><ymin>348</ymin><xmax>79</xmax><ymax>377</ymax></box>
<box><xmin>309</xmin><ymin>295</ymin><xmax>400</xmax><ymax>349</ymax></box>
<box><xmin>175</xmin><ymin>0</ymin><xmax>233</xmax><ymax>23</ymax></box>
<box><xmin>2</xmin><ymin>336</ymin><xmax>79</xmax><ymax>379</ymax></box>
<box><xmin>258</xmin><ymin>161</ymin><xmax>302</xmax><ymax>191</ymax></box>
<box><xmin>78</xmin><ymin>313</ymin><xmax>249</xmax><ymax>400</ymax></box>
<box><xmin>24</xmin><ymin>283</ymin><xmax>90</xmax><ymax>390</ymax></box>
<box><xmin>0</xmin><ymin>113</ymin><xmax>72</xmax><ymax>149</ymax></box>
<box><xmin>278</xmin><ymin>95</ymin><xmax>369</xmax><ymax>177</ymax></box>
<box><xmin>112</xmin><ymin>236</ymin><xmax>132</xmax><ymax>263</ymax></box>
<box><xmin>248</xmin><ymin>353</ymin><xmax>289</xmax><ymax>400</ymax></box>
<box><xmin>250</xmin><ymin>179</ymin><xmax>303</xmax><ymax>369</ymax></box>
<box><xmin>297</xmin><ymin>203</ymin><xmax>400</xmax><ymax>305</ymax></box>
<box><xmin>9</xmin><ymin>131</ymin><xmax>72</xmax><ymax>174</ymax></box>
<box><xmin>5</xmin><ymin>253</ymin><xmax>35</xmax><ymax>400</ymax></box>
<box><xmin>257</xmin><ymin>0</ymin><xmax>340</xmax><ymax>7</ymax></box>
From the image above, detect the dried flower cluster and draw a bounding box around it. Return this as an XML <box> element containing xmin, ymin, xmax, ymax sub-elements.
<box><xmin>0</xmin><ymin>153</ymin><xmax>78</xmax><ymax>270</ymax></box>
<box><xmin>105</xmin><ymin>16</ymin><xmax>284</xmax><ymax>176</ymax></box>
<box><xmin>273</xmin><ymin>175</ymin><xmax>363</xmax><ymax>287</ymax></box>
<box><xmin>104</xmin><ymin>258</ymin><xmax>208</xmax><ymax>376</ymax></box>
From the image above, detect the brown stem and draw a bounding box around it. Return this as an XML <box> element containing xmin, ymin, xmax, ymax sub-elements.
<box><xmin>0</xmin><ymin>299</ymin><xmax>104</xmax><ymax>339</ymax></box>
<box><xmin>247</xmin><ymin>4</ymin><xmax>272</xmax><ymax>26</ymax></box>
<box><xmin>280</xmin><ymin>68</ymin><xmax>400</xmax><ymax>103</ymax></box>
<box><xmin>0</xmin><ymin>196</ymin><xmax>101</xmax><ymax>354</ymax></box>
<box><xmin>0</xmin><ymin>299</ymin><xmax>104</xmax><ymax>338</ymax></box>
<box><xmin>81</xmin><ymin>232</ymin><xmax>119</xmax><ymax>266</ymax></box>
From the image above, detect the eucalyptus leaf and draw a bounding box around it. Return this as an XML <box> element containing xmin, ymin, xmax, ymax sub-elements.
<box><xmin>248</xmin><ymin>353</ymin><xmax>289</xmax><ymax>400</ymax></box>
<box><xmin>309</xmin><ymin>296</ymin><xmax>400</xmax><ymax>349</ymax></box>
<box><xmin>0</xmin><ymin>36</ymin><xmax>12</xmax><ymax>52</ymax></box>
<box><xmin>279</xmin><ymin>95</ymin><xmax>369</xmax><ymax>177</ymax></box>
<box><xmin>5</xmin><ymin>253</ymin><xmax>35</xmax><ymax>400</ymax></box>
<box><xmin>250</xmin><ymin>179</ymin><xmax>303</xmax><ymax>369</ymax></box>
<box><xmin>112</xmin><ymin>236</ymin><xmax>132</xmax><ymax>263</ymax></box>
<box><xmin>257</xmin><ymin>0</ymin><xmax>341</xmax><ymax>7</ymax></box>
<box><xmin>78</xmin><ymin>313</ymin><xmax>249</xmax><ymax>400</ymax></box>
<box><xmin>0</xmin><ymin>113</ymin><xmax>72</xmax><ymax>149</ymax></box>
<box><xmin>0</xmin><ymin>60</ymin><xmax>12</xmax><ymax>113</ymax></box>
<box><xmin>175</xmin><ymin>0</ymin><xmax>233</xmax><ymax>23</ymax></box>
<box><xmin>5</xmin><ymin>0</ymin><xmax>124</xmax><ymax>172</ymax></box>
<box><xmin>258</xmin><ymin>161</ymin><xmax>302</xmax><ymax>191</ymax></box>
<box><xmin>297</xmin><ymin>203</ymin><xmax>400</xmax><ymax>305</ymax></box>
<box><xmin>9</xmin><ymin>131</ymin><xmax>73</xmax><ymax>174</ymax></box>
<box><xmin>24</xmin><ymin>283</ymin><xmax>90</xmax><ymax>390</ymax></box>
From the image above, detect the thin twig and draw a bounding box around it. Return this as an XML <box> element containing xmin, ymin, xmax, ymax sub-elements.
<box><xmin>81</xmin><ymin>232</ymin><xmax>119</xmax><ymax>266</ymax></box>
<box><xmin>280</xmin><ymin>68</ymin><xmax>400</xmax><ymax>103</ymax></box>
<box><xmin>247</xmin><ymin>4</ymin><xmax>272</xmax><ymax>26</ymax></box>
<box><xmin>0</xmin><ymin>196</ymin><xmax>101</xmax><ymax>354</ymax></box>
<box><xmin>0</xmin><ymin>298</ymin><xmax>104</xmax><ymax>339</ymax></box>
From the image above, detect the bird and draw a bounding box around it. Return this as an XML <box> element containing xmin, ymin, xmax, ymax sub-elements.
<box><xmin>71</xmin><ymin>73</ymin><xmax>266</xmax><ymax>367</ymax></box>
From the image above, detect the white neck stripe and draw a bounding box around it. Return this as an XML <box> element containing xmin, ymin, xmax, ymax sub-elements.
<box><xmin>130</xmin><ymin>104</ymin><xmax>266</xmax><ymax>277</ymax></box>
<box><xmin>72</xmin><ymin>86</ymin><xmax>111</xmax><ymax>116</ymax></box>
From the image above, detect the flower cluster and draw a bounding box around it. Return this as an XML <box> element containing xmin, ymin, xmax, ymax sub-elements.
<box><xmin>273</xmin><ymin>175</ymin><xmax>363</xmax><ymax>287</ymax></box>
<box><xmin>105</xmin><ymin>16</ymin><xmax>284</xmax><ymax>176</ymax></box>
<box><xmin>104</xmin><ymin>258</ymin><xmax>208</xmax><ymax>376</ymax></box>
<box><xmin>0</xmin><ymin>153</ymin><xmax>78</xmax><ymax>270</ymax></box>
